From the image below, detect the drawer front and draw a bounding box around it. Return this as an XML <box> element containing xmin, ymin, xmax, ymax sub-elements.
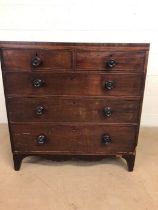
<box><xmin>76</xmin><ymin>50</ymin><xmax>145</xmax><ymax>71</ymax></box>
<box><xmin>11</xmin><ymin>124</ymin><xmax>137</xmax><ymax>154</ymax></box>
<box><xmin>2</xmin><ymin>49</ymin><xmax>72</xmax><ymax>71</ymax></box>
<box><xmin>8</xmin><ymin>97</ymin><xmax>140</xmax><ymax>123</ymax></box>
<box><xmin>5</xmin><ymin>72</ymin><xmax>143</xmax><ymax>96</ymax></box>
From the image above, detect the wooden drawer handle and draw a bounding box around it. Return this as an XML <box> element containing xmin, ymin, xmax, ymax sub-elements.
<box><xmin>103</xmin><ymin>107</ymin><xmax>112</xmax><ymax>117</ymax></box>
<box><xmin>35</xmin><ymin>105</ymin><xmax>44</xmax><ymax>115</ymax></box>
<box><xmin>32</xmin><ymin>56</ymin><xmax>42</xmax><ymax>67</ymax></box>
<box><xmin>106</xmin><ymin>59</ymin><xmax>117</xmax><ymax>68</ymax></box>
<box><xmin>102</xmin><ymin>134</ymin><xmax>112</xmax><ymax>145</ymax></box>
<box><xmin>104</xmin><ymin>80</ymin><xmax>115</xmax><ymax>90</ymax></box>
<box><xmin>32</xmin><ymin>78</ymin><xmax>45</xmax><ymax>88</ymax></box>
<box><xmin>36</xmin><ymin>134</ymin><xmax>48</xmax><ymax>145</ymax></box>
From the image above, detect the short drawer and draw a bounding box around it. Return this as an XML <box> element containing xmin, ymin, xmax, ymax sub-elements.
<box><xmin>4</xmin><ymin>72</ymin><xmax>143</xmax><ymax>97</ymax></box>
<box><xmin>76</xmin><ymin>50</ymin><xmax>145</xmax><ymax>71</ymax></box>
<box><xmin>2</xmin><ymin>49</ymin><xmax>72</xmax><ymax>71</ymax></box>
<box><xmin>11</xmin><ymin>124</ymin><xmax>137</xmax><ymax>154</ymax></box>
<box><xmin>8</xmin><ymin>97</ymin><xmax>140</xmax><ymax>124</ymax></box>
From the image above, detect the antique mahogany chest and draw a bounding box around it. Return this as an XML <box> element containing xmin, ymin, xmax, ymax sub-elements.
<box><xmin>0</xmin><ymin>42</ymin><xmax>149</xmax><ymax>171</ymax></box>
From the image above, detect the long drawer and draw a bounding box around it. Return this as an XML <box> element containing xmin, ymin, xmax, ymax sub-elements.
<box><xmin>4</xmin><ymin>72</ymin><xmax>143</xmax><ymax>96</ymax></box>
<box><xmin>11</xmin><ymin>124</ymin><xmax>137</xmax><ymax>154</ymax></box>
<box><xmin>8</xmin><ymin>97</ymin><xmax>140</xmax><ymax>123</ymax></box>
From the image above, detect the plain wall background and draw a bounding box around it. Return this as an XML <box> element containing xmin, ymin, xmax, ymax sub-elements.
<box><xmin>0</xmin><ymin>0</ymin><xmax>157</xmax><ymax>126</ymax></box>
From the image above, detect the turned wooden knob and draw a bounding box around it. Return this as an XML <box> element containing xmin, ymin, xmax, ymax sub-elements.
<box><xmin>102</xmin><ymin>134</ymin><xmax>112</xmax><ymax>145</ymax></box>
<box><xmin>32</xmin><ymin>79</ymin><xmax>44</xmax><ymax>88</ymax></box>
<box><xmin>103</xmin><ymin>107</ymin><xmax>112</xmax><ymax>117</ymax></box>
<box><xmin>104</xmin><ymin>80</ymin><xmax>114</xmax><ymax>90</ymax></box>
<box><xmin>32</xmin><ymin>56</ymin><xmax>42</xmax><ymax>67</ymax></box>
<box><xmin>106</xmin><ymin>59</ymin><xmax>117</xmax><ymax>68</ymax></box>
<box><xmin>36</xmin><ymin>134</ymin><xmax>48</xmax><ymax>145</ymax></box>
<box><xmin>35</xmin><ymin>105</ymin><xmax>44</xmax><ymax>115</ymax></box>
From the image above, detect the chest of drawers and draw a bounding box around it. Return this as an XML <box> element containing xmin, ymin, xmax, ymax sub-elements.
<box><xmin>0</xmin><ymin>42</ymin><xmax>149</xmax><ymax>171</ymax></box>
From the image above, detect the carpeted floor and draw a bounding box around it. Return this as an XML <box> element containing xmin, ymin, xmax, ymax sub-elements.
<box><xmin>0</xmin><ymin>124</ymin><xmax>158</xmax><ymax>210</ymax></box>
